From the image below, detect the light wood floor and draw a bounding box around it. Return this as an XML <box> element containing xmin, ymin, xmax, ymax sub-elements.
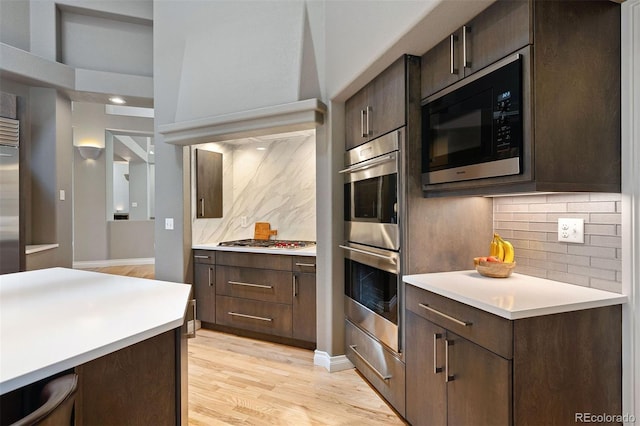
<box><xmin>84</xmin><ymin>265</ymin><xmax>406</xmax><ymax>425</ymax></box>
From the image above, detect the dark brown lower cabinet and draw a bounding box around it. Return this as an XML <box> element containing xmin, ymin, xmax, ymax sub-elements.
<box><xmin>75</xmin><ymin>327</ymin><xmax>187</xmax><ymax>425</ymax></box>
<box><xmin>193</xmin><ymin>250</ymin><xmax>317</xmax><ymax>348</ymax></box>
<box><xmin>406</xmin><ymin>312</ymin><xmax>511</xmax><ymax>426</ymax></box>
<box><xmin>405</xmin><ymin>283</ymin><xmax>621</xmax><ymax>426</ymax></box>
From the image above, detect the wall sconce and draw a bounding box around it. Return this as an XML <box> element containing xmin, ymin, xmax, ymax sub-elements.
<box><xmin>77</xmin><ymin>145</ymin><xmax>103</xmax><ymax>160</ymax></box>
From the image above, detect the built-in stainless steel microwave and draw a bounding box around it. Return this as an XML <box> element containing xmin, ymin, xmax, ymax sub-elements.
<box><xmin>422</xmin><ymin>54</ymin><xmax>523</xmax><ymax>187</ymax></box>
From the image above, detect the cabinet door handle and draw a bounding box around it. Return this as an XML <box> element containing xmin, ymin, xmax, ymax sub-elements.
<box><xmin>365</xmin><ymin>105</ymin><xmax>372</xmax><ymax>137</ymax></box>
<box><xmin>418</xmin><ymin>303</ymin><xmax>471</xmax><ymax>327</ymax></box>
<box><xmin>292</xmin><ymin>274</ymin><xmax>298</xmax><ymax>297</ymax></box>
<box><xmin>433</xmin><ymin>333</ymin><xmax>443</xmax><ymax>374</ymax></box>
<box><xmin>228</xmin><ymin>312</ymin><xmax>272</xmax><ymax>322</ymax></box>
<box><xmin>360</xmin><ymin>109</ymin><xmax>367</xmax><ymax>138</ymax></box>
<box><xmin>229</xmin><ymin>280</ymin><xmax>273</xmax><ymax>289</ymax></box>
<box><xmin>349</xmin><ymin>345</ymin><xmax>392</xmax><ymax>381</ymax></box>
<box><xmin>295</xmin><ymin>262</ymin><xmax>315</xmax><ymax>268</ymax></box>
<box><xmin>450</xmin><ymin>34</ymin><xmax>458</xmax><ymax>75</ymax></box>
<box><xmin>445</xmin><ymin>338</ymin><xmax>455</xmax><ymax>382</ymax></box>
<box><xmin>462</xmin><ymin>25</ymin><xmax>470</xmax><ymax>68</ymax></box>
<box><xmin>200</xmin><ymin>198</ymin><xmax>205</xmax><ymax>217</ymax></box>
<box><xmin>194</xmin><ymin>255</ymin><xmax>210</xmax><ymax>259</ymax></box>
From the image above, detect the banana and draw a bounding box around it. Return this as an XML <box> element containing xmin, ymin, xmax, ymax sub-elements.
<box><xmin>489</xmin><ymin>235</ymin><xmax>501</xmax><ymax>258</ymax></box>
<box><xmin>494</xmin><ymin>233</ymin><xmax>515</xmax><ymax>263</ymax></box>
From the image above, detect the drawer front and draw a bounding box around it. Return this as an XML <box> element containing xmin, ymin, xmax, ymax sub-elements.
<box><xmin>345</xmin><ymin>320</ymin><xmax>406</xmax><ymax>417</ymax></box>
<box><xmin>292</xmin><ymin>256</ymin><xmax>316</xmax><ymax>273</ymax></box>
<box><xmin>405</xmin><ymin>284</ymin><xmax>513</xmax><ymax>359</ymax></box>
<box><xmin>216</xmin><ymin>296</ymin><xmax>292</xmax><ymax>337</ymax></box>
<box><xmin>193</xmin><ymin>250</ymin><xmax>215</xmax><ymax>265</ymax></box>
<box><xmin>216</xmin><ymin>251</ymin><xmax>291</xmax><ymax>270</ymax></box>
<box><xmin>216</xmin><ymin>266</ymin><xmax>292</xmax><ymax>304</ymax></box>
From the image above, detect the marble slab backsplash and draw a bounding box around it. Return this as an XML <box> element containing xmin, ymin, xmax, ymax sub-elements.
<box><xmin>192</xmin><ymin>131</ymin><xmax>316</xmax><ymax>244</ymax></box>
<box><xmin>493</xmin><ymin>193</ymin><xmax>622</xmax><ymax>293</ymax></box>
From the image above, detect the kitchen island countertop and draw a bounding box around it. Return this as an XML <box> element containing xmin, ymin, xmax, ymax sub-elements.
<box><xmin>0</xmin><ymin>267</ymin><xmax>191</xmax><ymax>395</ymax></box>
<box><xmin>193</xmin><ymin>243</ymin><xmax>316</xmax><ymax>256</ymax></box>
<box><xmin>403</xmin><ymin>270</ymin><xmax>627</xmax><ymax>320</ymax></box>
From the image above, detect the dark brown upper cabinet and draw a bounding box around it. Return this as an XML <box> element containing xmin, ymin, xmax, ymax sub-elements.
<box><xmin>195</xmin><ymin>149</ymin><xmax>223</xmax><ymax>218</ymax></box>
<box><xmin>421</xmin><ymin>0</ymin><xmax>621</xmax><ymax>196</ymax></box>
<box><xmin>345</xmin><ymin>56</ymin><xmax>418</xmax><ymax>150</ymax></box>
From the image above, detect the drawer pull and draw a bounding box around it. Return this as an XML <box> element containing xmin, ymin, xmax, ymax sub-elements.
<box><xmin>295</xmin><ymin>262</ymin><xmax>316</xmax><ymax>268</ymax></box>
<box><xmin>229</xmin><ymin>280</ymin><xmax>273</xmax><ymax>289</ymax></box>
<box><xmin>208</xmin><ymin>267</ymin><xmax>213</xmax><ymax>286</ymax></box>
<box><xmin>349</xmin><ymin>345</ymin><xmax>392</xmax><ymax>381</ymax></box>
<box><xmin>292</xmin><ymin>274</ymin><xmax>298</xmax><ymax>297</ymax></box>
<box><xmin>418</xmin><ymin>303</ymin><xmax>471</xmax><ymax>327</ymax></box>
<box><xmin>228</xmin><ymin>312</ymin><xmax>272</xmax><ymax>322</ymax></box>
<box><xmin>433</xmin><ymin>333</ymin><xmax>443</xmax><ymax>374</ymax></box>
<box><xmin>445</xmin><ymin>339</ymin><xmax>455</xmax><ymax>382</ymax></box>
<box><xmin>194</xmin><ymin>255</ymin><xmax>210</xmax><ymax>259</ymax></box>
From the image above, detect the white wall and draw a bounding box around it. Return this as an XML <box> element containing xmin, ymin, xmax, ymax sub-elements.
<box><xmin>113</xmin><ymin>162</ymin><xmax>129</xmax><ymax>213</ymax></box>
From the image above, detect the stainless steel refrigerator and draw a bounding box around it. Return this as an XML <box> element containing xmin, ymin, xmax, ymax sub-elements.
<box><xmin>0</xmin><ymin>116</ymin><xmax>20</xmax><ymax>274</ymax></box>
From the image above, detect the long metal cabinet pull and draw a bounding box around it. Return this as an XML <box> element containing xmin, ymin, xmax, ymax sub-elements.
<box><xmin>295</xmin><ymin>262</ymin><xmax>316</xmax><ymax>268</ymax></box>
<box><xmin>194</xmin><ymin>255</ymin><xmax>210</xmax><ymax>259</ymax></box>
<box><xmin>433</xmin><ymin>333</ymin><xmax>443</xmax><ymax>374</ymax></box>
<box><xmin>445</xmin><ymin>339</ymin><xmax>454</xmax><ymax>382</ymax></box>
<box><xmin>200</xmin><ymin>198</ymin><xmax>205</xmax><ymax>217</ymax></box>
<box><xmin>365</xmin><ymin>105</ymin><xmax>372</xmax><ymax>137</ymax></box>
<box><xmin>361</xmin><ymin>109</ymin><xmax>367</xmax><ymax>138</ymax></box>
<box><xmin>228</xmin><ymin>312</ymin><xmax>272</xmax><ymax>322</ymax></box>
<box><xmin>292</xmin><ymin>274</ymin><xmax>298</xmax><ymax>297</ymax></box>
<box><xmin>349</xmin><ymin>345</ymin><xmax>392</xmax><ymax>381</ymax></box>
<box><xmin>208</xmin><ymin>267</ymin><xmax>212</xmax><ymax>286</ymax></box>
<box><xmin>418</xmin><ymin>303</ymin><xmax>471</xmax><ymax>327</ymax></box>
<box><xmin>450</xmin><ymin>34</ymin><xmax>457</xmax><ymax>74</ymax></box>
<box><xmin>229</xmin><ymin>280</ymin><xmax>273</xmax><ymax>289</ymax></box>
<box><xmin>462</xmin><ymin>25</ymin><xmax>470</xmax><ymax>68</ymax></box>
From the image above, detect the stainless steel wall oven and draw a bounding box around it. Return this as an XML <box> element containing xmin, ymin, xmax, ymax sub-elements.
<box><xmin>341</xmin><ymin>128</ymin><xmax>404</xmax><ymax>354</ymax></box>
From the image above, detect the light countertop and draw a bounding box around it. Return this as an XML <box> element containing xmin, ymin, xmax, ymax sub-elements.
<box><xmin>403</xmin><ymin>270</ymin><xmax>627</xmax><ymax>320</ymax></box>
<box><xmin>193</xmin><ymin>243</ymin><xmax>316</xmax><ymax>256</ymax></box>
<box><xmin>25</xmin><ymin>244</ymin><xmax>59</xmax><ymax>254</ymax></box>
<box><xmin>0</xmin><ymin>267</ymin><xmax>191</xmax><ymax>395</ymax></box>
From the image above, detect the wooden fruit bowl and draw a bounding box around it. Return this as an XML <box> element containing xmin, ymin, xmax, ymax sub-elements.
<box><xmin>475</xmin><ymin>260</ymin><xmax>516</xmax><ymax>278</ymax></box>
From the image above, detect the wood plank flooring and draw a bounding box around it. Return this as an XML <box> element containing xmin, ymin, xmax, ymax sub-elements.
<box><xmin>82</xmin><ymin>265</ymin><xmax>406</xmax><ymax>425</ymax></box>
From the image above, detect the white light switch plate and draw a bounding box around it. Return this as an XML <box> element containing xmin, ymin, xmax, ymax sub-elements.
<box><xmin>558</xmin><ymin>218</ymin><xmax>584</xmax><ymax>243</ymax></box>
<box><xmin>59</xmin><ymin>190</ymin><xmax>65</xmax><ymax>201</ymax></box>
<box><xmin>165</xmin><ymin>218</ymin><xmax>174</xmax><ymax>230</ymax></box>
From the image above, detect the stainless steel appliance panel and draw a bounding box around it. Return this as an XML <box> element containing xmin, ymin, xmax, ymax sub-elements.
<box><xmin>0</xmin><ymin>117</ymin><xmax>20</xmax><ymax>274</ymax></box>
<box><xmin>342</xmin><ymin>242</ymin><xmax>400</xmax><ymax>352</ymax></box>
<box><xmin>342</xmin><ymin>130</ymin><xmax>403</xmax><ymax>251</ymax></box>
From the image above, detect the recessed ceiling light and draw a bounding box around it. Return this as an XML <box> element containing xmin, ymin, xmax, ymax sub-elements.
<box><xmin>256</xmin><ymin>147</ymin><xmax>267</xmax><ymax>151</ymax></box>
<box><xmin>109</xmin><ymin>97</ymin><xmax>126</xmax><ymax>105</ymax></box>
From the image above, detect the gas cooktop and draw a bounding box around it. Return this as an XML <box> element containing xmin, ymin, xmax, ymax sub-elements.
<box><xmin>218</xmin><ymin>239</ymin><xmax>315</xmax><ymax>249</ymax></box>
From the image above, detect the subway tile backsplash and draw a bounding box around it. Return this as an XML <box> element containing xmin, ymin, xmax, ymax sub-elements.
<box><xmin>493</xmin><ymin>193</ymin><xmax>622</xmax><ymax>293</ymax></box>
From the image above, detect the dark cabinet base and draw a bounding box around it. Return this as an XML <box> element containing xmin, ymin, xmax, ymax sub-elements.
<box><xmin>202</xmin><ymin>322</ymin><xmax>316</xmax><ymax>351</ymax></box>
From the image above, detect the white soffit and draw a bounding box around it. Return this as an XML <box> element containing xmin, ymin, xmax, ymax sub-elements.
<box><xmin>157</xmin><ymin>98</ymin><xmax>326</xmax><ymax>146</ymax></box>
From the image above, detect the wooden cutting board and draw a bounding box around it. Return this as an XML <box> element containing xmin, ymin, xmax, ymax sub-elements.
<box><xmin>254</xmin><ymin>222</ymin><xmax>277</xmax><ymax>240</ymax></box>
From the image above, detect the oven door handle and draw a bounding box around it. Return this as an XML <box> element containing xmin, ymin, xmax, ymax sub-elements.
<box><xmin>339</xmin><ymin>245</ymin><xmax>397</xmax><ymax>265</ymax></box>
<box><xmin>338</xmin><ymin>154</ymin><xmax>394</xmax><ymax>174</ymax></box>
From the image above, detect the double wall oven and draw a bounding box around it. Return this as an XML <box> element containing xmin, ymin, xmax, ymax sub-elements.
<box><xmin>341</xmin><ymin>129</ymin><xmax>404</xmax><ymax>354</ymax></box>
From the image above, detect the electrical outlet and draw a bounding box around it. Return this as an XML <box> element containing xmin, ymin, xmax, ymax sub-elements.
<box><xmin>241</xmin><ymin>216</ymin><xmax>248</xmax><ymax>227</ymax></box>
<box><xmin>131</xmin><ymin>202</ymin><xmax>138</xmax><ymax>207</ymax></box>
<box><xmin>557</xmin><ymin>218</ymin><xmax>584</xmax><ymax>243</ymax></box>
<box><xmin>165</xmin><ymin>218</ymin><xmax>174</xmax><ymax>230</ymax></box>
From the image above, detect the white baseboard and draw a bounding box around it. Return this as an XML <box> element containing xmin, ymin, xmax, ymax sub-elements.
<box><xmin>73</xmin><ymin>258</ymin><xmax>155</xmax><ymax>269</ymax></box>
<box><xmin>313</xmin><ymin>350</ymin><xmax>354</xmax><ymax>372</ymax></box>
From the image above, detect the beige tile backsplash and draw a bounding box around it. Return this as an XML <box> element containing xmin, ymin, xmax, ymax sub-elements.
<box><xmin>493</xmin><ymin>193</ymin><xmax>622</xmax><ymax>293</ymax></box>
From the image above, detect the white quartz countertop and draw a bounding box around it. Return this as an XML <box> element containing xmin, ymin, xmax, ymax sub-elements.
<box><xmin>403</xmin><ymin>270</ymin><xmax>627</xmax><ymax>320</ymax></box>
<box><xmin>0</xmin><ymin>267</ymin><xmax>191</xmax><ymax>395</ymax></box>
<box><xmin>193</xmin><ymin>243</ymin><xmax>316</xmax><ymax>256</ymax></box>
